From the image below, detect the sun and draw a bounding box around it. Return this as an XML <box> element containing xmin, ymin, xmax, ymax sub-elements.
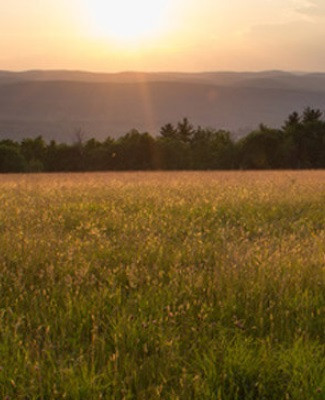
<box><xmin>86</xmin><ymin>0</ymin><xmax>171</xmax><ymax>43</ymax></box>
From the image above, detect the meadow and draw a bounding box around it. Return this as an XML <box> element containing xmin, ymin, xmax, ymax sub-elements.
<box><xmin>0</xmin><ymin>171</ymin><xmax>324</xmax><ymax>399</ymax></box>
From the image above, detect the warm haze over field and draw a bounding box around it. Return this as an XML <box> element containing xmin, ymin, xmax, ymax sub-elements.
<box><xmin>2</xmin><ymin>0</ymin><xmax>325</xmax><ymax>72</ymax></box>
<box><xmin>1</xmin><ymin>2</ymin><xmax>325</xmax><ymax>398</ymax></box>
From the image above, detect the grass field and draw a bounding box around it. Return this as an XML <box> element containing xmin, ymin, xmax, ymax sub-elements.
<box><xmin>0</xmin><ymin>171</ymin><xmax>324</xmax><ymax>399</ymax></box>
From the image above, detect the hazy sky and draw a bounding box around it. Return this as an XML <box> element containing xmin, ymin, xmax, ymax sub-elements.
<box><xmin>1</xmin><ymin>0</ymin><xmax>325</xmax><ymax>72</ymax></box>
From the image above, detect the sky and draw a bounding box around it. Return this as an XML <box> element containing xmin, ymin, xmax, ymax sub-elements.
<box><xmin>0</xmin><ymin>0</ymin><xmax>325</xmax><ymax>72</ymax></box>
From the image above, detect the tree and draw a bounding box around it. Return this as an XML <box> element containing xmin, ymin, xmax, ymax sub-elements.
<box><xmin>286</xmin><ymin>108</ymin><xmax>325</xmax><ymax>168</ymax></box>
<box><xmin>302</xmin><ymin>107</ymin><xmax>322</xmax><ymax>124</ymax></box>
<box><xmin>0</xmin><ymin>144</ymin><xmax>26</xmax><ymax>172</ymax></box>
<box><xmin>160</xmin><ymin>123</ymin><xmax>177</xmax><ymax>140</ymax></box>
<box><xmin>191</xmin><ymin>128</ymin><xmax>235</xmax><ymax>169</ymax></box>
<box><xmin>238</xmin><ymin>125</ymin><xmax>285</xmax><ymax>169</ymax></box>
<box><xmin>21</xmin><ymin>136</ymin><xmax>46</xmax><ymax>171</ymax></box>
<box><xmin>283</xmin><ymin>111</ymin><xmax>300</xmax><ymax>130</ymax></box>
<box><xmin>116</xmin><ymin>130</ymin><xmax>156</xmax><ymax>170</ymax></box>
<box><xmin>177</xmin><ymin>118</ymin><xmax>194</xmax><ymax>143</ymax></box>
<box><xmin>157</xmin><ymin>137</ymin><xmax>191</xmax><ymax>170</ymax></box>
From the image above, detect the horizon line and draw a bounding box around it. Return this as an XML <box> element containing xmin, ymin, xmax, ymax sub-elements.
<box><xmin>1</xmin><ymin>68</ymin><xmax>325</xmax><ymax>75</ymax></box>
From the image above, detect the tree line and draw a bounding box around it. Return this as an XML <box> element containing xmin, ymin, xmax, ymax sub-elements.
<box><xmin>0</xmin><ymin>107</ymin><xmax>324</xmax><ymax>172</ymax></box>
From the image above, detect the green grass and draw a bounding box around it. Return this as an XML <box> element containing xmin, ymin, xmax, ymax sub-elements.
<box><xmin>0</xmin><ymin>171</ymin><xmax>324</xmax><ymax>399</ymax></box>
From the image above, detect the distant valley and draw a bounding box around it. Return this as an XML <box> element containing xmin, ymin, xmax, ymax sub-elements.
<box><xmin>1</xmin><ymin>70</ymin><xmax>325</xmax><ymax>142</ymax></box>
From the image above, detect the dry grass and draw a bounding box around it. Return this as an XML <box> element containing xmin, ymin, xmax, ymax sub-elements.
<box><xmin>0</xmin><ymin>171</ymin><xmax>324</xmax><ymax>399</ymax></box>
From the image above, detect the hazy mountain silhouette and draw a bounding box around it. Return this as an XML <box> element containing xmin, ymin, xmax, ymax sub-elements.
<box><xmin>1</xmin><ymin>70</ymin><xmax>325</xmax><ymax>141</ymax></box>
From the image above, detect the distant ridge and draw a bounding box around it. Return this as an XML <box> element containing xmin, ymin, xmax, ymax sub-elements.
<box><xmin>2</xmin><ymin>69</ymin><xmax>325</xmax><ymax>89</ymax></box>
<box><xmin>1</xmin><ymin>70</ymin><xmax>325</xmax><ymax>141</ymax></box>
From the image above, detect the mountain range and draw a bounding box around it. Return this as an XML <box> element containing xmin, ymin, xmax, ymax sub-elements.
<box><xmin>1</xmin><ymin>70</ymin><xmax>325</xmax><ymax>142</ymax></box>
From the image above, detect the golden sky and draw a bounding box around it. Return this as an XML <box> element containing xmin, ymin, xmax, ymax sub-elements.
<box><xmin>1</xmin><ymin>0</ymin><xmax>325</xmax><ymax>72</ymax></box>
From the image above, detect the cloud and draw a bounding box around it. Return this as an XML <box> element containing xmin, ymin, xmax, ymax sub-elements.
<box><xmin>296</xmin><ymin>0</ymin><xmax>325</xmax><ymax>17</ymax></box>
<box><xmin>241</xmin><ymin>9</ymin><xmax>325</xmax><ymax>71</ymax></box>
<box><xmin>246</xmin><ymin>19</ymin><xmax>325</xmax><ymax>51</ymax></box>
<box><xmin>244</xmin><ymin>0</ymin><xmax>325</xmax><ymax>45</ymax></box>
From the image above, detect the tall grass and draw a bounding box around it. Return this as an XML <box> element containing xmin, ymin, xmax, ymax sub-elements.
<box><xmin>0</xmin><ymin>171</ymin><xmax>324</xmax><ymax>399</ymax></box>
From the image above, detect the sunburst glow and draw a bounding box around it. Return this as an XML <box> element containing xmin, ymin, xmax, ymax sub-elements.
<box><xmin>86</xmin><ymin>0</ymin><xmax>171</xmax><ymax>43</ymax></box>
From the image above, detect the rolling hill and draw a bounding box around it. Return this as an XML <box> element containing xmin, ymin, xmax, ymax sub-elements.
<box><xmin>1</xmin><ymin>70</ymin><xmax>325</xmax><ymax>142</ymax></box>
